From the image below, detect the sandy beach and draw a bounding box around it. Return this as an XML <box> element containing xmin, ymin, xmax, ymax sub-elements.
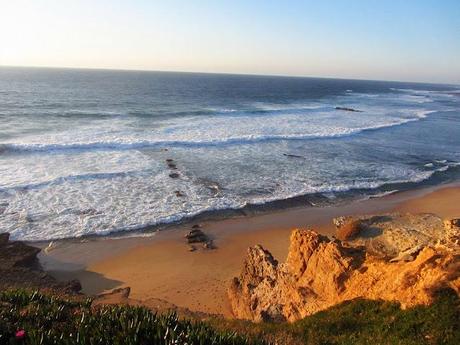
<box><xmin>40</xmin><ymin>183</ymin><xmax>460</xmax><ymax>318</ymax></box>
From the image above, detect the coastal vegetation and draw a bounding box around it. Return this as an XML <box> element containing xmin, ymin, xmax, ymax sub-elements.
<box><xmin>0</xmin><ymin>289</ymin><xmax>265</xmax><ymax>345</ymax></box>
<box><xmin>1</xmin><ymin>289</ymin><xmax>458</xmax><ymax>345</ymax></box>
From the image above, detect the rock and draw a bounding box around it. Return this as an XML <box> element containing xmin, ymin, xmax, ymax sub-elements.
<box><xmin>175</xmin><ymin>191</ymin><xmax>185</xmax><ymax>197</ymax></box>
<box><xmin>335</xmin><ymin>106</ymin><xmax>363</xmax><ymax>112</ymax></box>
<box><xmin>188</xmin><ymin>245</ymin><xmax>196</xmax><ymax>252</ymax></box>
<box><xmin>203</xmin><ymin>240</ymin><xmax>214</xmax><ymax>250</ymax></box>
<box><xmin>166</xmin><ymin>158</ymin><xmax>174</xmax><ymax>162</ymax></box>
<box><xmin>0</xmin><ymin>240</ymin><xmax>41</xmax><ymax>269</ymax></box>
<box><xmin>185</xmin><ymin>229</ymin><xmax>208</xmax><ymax>244</ymax></box>
<box><xmin>336</xmin><ymin>213</ymin><xmax>456</xmax><ymax>259</ymax></box>
<box><xmin>168</xmin><ymin>163</ymin><xmax>177</xmax><ymax>169</ymax></box>
<box><xmin>389</xmin><ymin>244</ymin><xmax>423</xmax><ymax>262</ymax></box>
<box><xmin>228</xmin><ymin>215</ymin><xmax>460</xmax><ymax>322</ymax></box>
<box><xmin>0</xmin><ymin>233</ymin><xmax>81</xmax><ymax>293</ymax></box>
<box><xmin>169</xmin><ymin>173</ymin><xmax>180</xmax><ymax>179</ymax></box>
<box><xmin>94</xmin><ymin>287</ymin><xmax>131</xmax><ymax>304</ymax></box>
<box><xmin>444</xmin><ymin>218</ymin><xmax>460</xmax><ymax>230</ymax></box>
<box><xmin>444</xmin><ymin>218</ymin><xmax>460</xmax><ymax>245</ymax></box>
<box><xmin>192</xmin><ymin>224</ymin><xmax>201</xmax><ymax>229</ymax></box>
<box><xmin>0</xmin><ymin>232</ymin><xmax>10</xmax><ymax>245</ymax></box>
<box><xmin>333</xmin><ymin>216</ymin><xmax>363</xmax><ymax>241</ymax></box>
<box><xmin>64</xmin><ymin>279</ymin><xmax>82</xmax><ymax>293</ymax></box>
<box><xmin>107</xmin><ymin>287</ymin><xmax>131</xmax><ymax>298</ymax></box>
<box><xmin>283</xmin><ymin>153</ymin><xmax>304</xmax><ymax>159</ymax></box>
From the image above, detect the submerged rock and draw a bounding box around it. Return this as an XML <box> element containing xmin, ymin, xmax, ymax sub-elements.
<box><xmin>335</xmin><ymin>106</ymin><xmax>363</xmax><ymax>112</ymax></box>
<box><xmin>228</xmin><ymin>213</ymin><xmax>460</xmax><ymax>322</ymax></box>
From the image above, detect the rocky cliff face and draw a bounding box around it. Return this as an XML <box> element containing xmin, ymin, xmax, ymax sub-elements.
<box><xmin>0</xmin><ymin>232</ymin><xmax>81</xmax><ymax>293</ymax></box>
<box><xmin>228</xmin><ymin>213</ymin><xmax>460</xmax><ymax>322</ymax></box>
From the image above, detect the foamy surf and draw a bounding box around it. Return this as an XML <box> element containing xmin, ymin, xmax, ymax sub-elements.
<box><xmin>1</xmin><ymin>68</ymin><xmax>459</xmax><ymax>241</ymax></box>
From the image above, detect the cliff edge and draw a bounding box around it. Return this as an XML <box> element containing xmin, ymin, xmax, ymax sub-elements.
<box><xmin>228</xmin><ymin>213</ymin><xmax>460</xmax><ymax>322</ymax></box>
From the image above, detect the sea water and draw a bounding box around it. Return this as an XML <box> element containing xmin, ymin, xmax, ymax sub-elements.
<box><xmin>1</xmin><ymin>67</ymin><xmax>459</xmax><ymax>240</ymax></box>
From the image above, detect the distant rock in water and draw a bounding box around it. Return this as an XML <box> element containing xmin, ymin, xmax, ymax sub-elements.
<box><xmin>335</xmin><ymin>106</ymin><xmax>363</xmax><ymax>112</ymax></box>
<box><xmin>228</xmin><ymin>213</ymin><xmax>460</xmax><ymax>322</ymax></box>
<box><xmin>283</xmin><ymin>153</ymin><xmax>304</xmax><ymax>159</ymax></box>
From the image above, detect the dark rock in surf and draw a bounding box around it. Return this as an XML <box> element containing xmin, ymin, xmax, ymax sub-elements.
<box><xmin>335</xmin><ymin>106</ymin><xmax>363</xmax><ymax>112</ymax></box>
<box><xmin>169</xmin><ymin>173</ymin><xmax>180</xmax><ymax>179</ymax></box>
<box><xmin>283</xmin><ymin>153</ymin><xmax>304</xmax><ymax>159</ymax></box>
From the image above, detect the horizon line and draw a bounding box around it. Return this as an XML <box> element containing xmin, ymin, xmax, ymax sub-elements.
<box><xmin>0</xmin><ymin>64</ymin><xmax>458</xmax><ymax>87</ymax></box>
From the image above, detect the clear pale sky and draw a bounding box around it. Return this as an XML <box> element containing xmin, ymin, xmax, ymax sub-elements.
<box><xmin>1</xmin><ymin>0</ymin><xmax>459</xmax><ymax>84</ymax></box>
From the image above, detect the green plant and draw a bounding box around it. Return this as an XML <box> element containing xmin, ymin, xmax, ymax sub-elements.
<box><xmin>0</xmin><ymin>289</ymin><xmax>266</xmax><ymax>345</ymax></box>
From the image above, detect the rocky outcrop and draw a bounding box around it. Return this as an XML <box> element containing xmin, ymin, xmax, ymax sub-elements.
<box><xmin>0</xmin><ymin>232</ymin><xmax>81</xmax><ymax>293</ymax></box>
<box><xmin>333</xmin><ymin>213</ymin><xmax>459</xmax><ymax>259</ymax></box>
<box><xmin>228</xmin><ymin>213</ymin><xmax>460</xmax><ymax>322</ymax></box>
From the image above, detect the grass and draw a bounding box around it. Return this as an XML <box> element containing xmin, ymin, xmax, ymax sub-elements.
<box><xmin>290</xmin><ymin>289</ymin><xmax>460</xmax><ymax>345</ymax></box>
<box><xmin>1</xmin><ymin>289</ymin><xmax>459</xmax><ymax>345</ymax></box>
<box><xmin>0</xmin><ymin>290</ymin><xmax>266</xmax><ymax>345</ymax></box>
<box><xmin>209</xmin><ymin>289</ymin><xmax>460</xmax><ymax>345</ymax></box>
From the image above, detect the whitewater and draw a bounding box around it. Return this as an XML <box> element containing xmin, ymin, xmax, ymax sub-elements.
<box><xmin>1</xmin><ymin>68</ymin><xmax>459</xmax><ymax>240</ymax></box>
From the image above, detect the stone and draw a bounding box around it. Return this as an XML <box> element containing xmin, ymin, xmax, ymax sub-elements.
<box><xmin>0</xmin><ymin>233</ymin><xmax>82</xmax><ymax>293</ymax></box>
<box><xmin>444</xmin><ymin>218</ymin><xmax>460</xmax><ymax>230</ymax></box>
<box><xmin>283</xmin><ymin>153</ymin><xmax>304</xmax><ymax>159</ymax></box>
<box><xmin>64</xmin><ymin>279</ymin><xmax>82</xmax><ymax>293</ymax></box>
<box><xmin>169</xmin><ymin>173</ymin><xmax>180</xmax><ymax>179</ymax></box>
<box><xmin>333</xmin><ymin>216</ymin><xmax>363</xmax><ymax>241</ymax></box>
<box><xmin>0</xmin><ymin>232</ymin><xmax>10</xmax><ymax>246</ymax></box>
<box><xmin>335</xmin><ymin>106</ymin><xmax>363</xmax><ymax>112</ymax></box>
<box><xmin>175</xmin><ymin>191</ymin><xmax>185</xmax><ymax>197</ymax></box>
<box><xmin>0</xmin><ymin>240</ymin><xmax>41</xmax><ymax>269</ymax></box>
<box><xmin>444</xmin><ymin>218</ymin><xmax>460</xmax><ymax>244</ymax></box>
<box><xmin>185</xmin><ymin>228</ymin><xmax>208</xmax><ymax>244</ymax></box>
<box><xmin>228</xmin><ymin>213</ymin><xmax>460</xmax><ymax>322</ymax></box>
<box><xmin>203</xmin><ymin>240</ymin><xmax>214</xmax><ymax>250</ymax></box>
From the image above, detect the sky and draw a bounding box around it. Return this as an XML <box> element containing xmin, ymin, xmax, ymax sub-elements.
<box><xmin>0</xmin><ymin>0</ymin><xmax>459</xmax><ymax>84</ymax></box>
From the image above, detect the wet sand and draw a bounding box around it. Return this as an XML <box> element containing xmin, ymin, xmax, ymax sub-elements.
<box><xmin>40</xmin><ymin>183</ymin><xmax>460</xmax><ymax>318</ymax></box>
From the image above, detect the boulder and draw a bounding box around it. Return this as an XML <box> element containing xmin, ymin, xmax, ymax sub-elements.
<box><xmin>333</xmin><ymin>216</ymin><xmax>363</xmax><ymax>241</ymax></box>
<box><xmin>185</xmin><ymin>228</ymin><xmax>208</xmax><ymax>244</ymax></box>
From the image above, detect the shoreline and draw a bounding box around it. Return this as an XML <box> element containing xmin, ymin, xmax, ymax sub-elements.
<box><xmin>29</xmin><ymin>172</ymin><xmax>460</xmax><ymax>244</ymax></box>
<box><xmin>39</xmin><ymin>182</ymin><xmax>460</xmax><ymax>318</ymax></box>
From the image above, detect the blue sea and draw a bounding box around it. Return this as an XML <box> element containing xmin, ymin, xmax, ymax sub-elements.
<box><xmin>1</xmin><ymin>67</ymin><xmax>459</xmax><ymax>241</ymax></box>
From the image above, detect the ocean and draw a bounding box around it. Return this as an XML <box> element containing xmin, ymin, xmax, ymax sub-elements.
<box><xmin>1</xmin><ymin>67</ymin><xmax>459</xmax><ymax>241</ymax></box>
